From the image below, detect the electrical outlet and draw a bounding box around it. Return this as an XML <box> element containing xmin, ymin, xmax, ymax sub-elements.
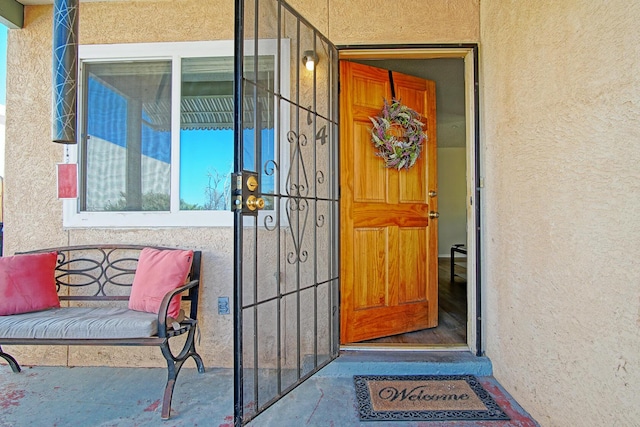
<box><xmin>218</xmin><ymin>297</ymin><xmax>230</xmax><ymax>315</ymax></box>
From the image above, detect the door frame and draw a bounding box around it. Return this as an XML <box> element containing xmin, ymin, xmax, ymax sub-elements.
<box><xmin>337</xmin><ymin>44</ymin><xmax>482</xmax><ymax>356</ymax></box>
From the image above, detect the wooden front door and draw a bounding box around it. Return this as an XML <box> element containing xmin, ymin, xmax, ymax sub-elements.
<box><xmin>340</xmin><ymin>61</ymin><xmax>438</xmax><ymax>344</ymax></box>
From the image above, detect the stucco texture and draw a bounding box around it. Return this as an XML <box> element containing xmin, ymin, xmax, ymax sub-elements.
<box><xmin>4</xmin><ymin>2</ymin><xmax>237</xmax><ymax>368</ymax></box>
<box><xmin>288</xmin><ymin>0</ymin><xmax>479</xmax><ymax>44</ymax></box>
<box><xmin>480</xmin><ymin>1</ymin><xmax>640</xmax><ymax>426</ymax></box>
<box><xmin>8</xmin><ymin>1</ymin><xmax>640</xmax><ymax>425</ymax></box>
<box><xmin>327</xmin><ymin>0</ymin><xmax>479</xmax><ymax>45</ymax></box>
<box><xmin>3</xmin><ymin>0</ymin><xmax>479</xmax><ymax>370</ymax></box>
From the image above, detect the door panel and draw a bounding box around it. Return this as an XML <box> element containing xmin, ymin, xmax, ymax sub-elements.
<box><xmin>399</xmin><ymin>227</ymin><xmax>428</xmax><ymax>303</ymax></box>
<box><xmin>234</xmin><ymin>0</ymin><xmax>340</xmax><ymax>425</ymax></box>
<box><xmin>354</xmin><ymin>121</ymin><xmax>386</xmax><ymax>202</ymax></box>
<box><xmin>353</xmin><ymin>227</ymin><xmax>388</xmax><ymax>309</ymax></box>
<box><xmin>340</xmin><ymin>61</ymin><xmax>438</xmax><ymax>344</ymax></box>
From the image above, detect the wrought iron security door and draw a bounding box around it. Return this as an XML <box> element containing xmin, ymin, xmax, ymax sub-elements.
<box><xmin>233</xmin><ymin>0</ymin><xmax>339</xmax><ymax>424</ymax></box>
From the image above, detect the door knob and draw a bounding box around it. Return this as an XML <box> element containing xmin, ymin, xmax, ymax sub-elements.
<box><xmin>246</xmin><ymin>195</ymin><xmax>265</xmax><ymax>211</ymax></box>
<box><xmin>429</xmin><ymin>191</ymin><xmax>437</xmax><ymax>198</ymax></box>
<box><xmin>429</xmin><ymin>211</ymin><xmax>439</xmax><ymax>219</ymax></box>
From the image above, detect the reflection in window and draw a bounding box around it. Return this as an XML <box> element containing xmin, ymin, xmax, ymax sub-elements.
<box><xmin>75</xmin><ymin>42</ymin><xmax>280</xmax><ymax>225</ymax></box>
<box><xmin>180</xmin><ymin>56</ymin><xmax>275</xmax><ymax>210</ymax></box>
<box><xmin>83</xmin><ymin>61</ymin><xmax>171</xmax><ymax>211</ymax></box>
<box><xmin>180</xmin><ymin>57</ymin><xmax>235</xmax><ymax>210</ymax></box>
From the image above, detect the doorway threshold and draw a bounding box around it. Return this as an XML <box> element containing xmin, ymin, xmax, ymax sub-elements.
<box><xmin>318</xmin><ymin>348</ymin><xmax>492</xmax><ymax>378</ymax></box>
<box><xmin>340</xmin><ymin>343</ymin><xmax>469</xmax><ymax>352</ymax></box>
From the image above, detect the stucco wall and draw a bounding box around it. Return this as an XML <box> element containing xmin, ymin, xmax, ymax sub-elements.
<box><xmin>4</xmin><ymin>2</ymin><xmax>237</xmax><ymax>368</ymax></box>
<box><xmin>5</xmin><ymin>1</ymin><xmax>634</xmax><ymax>424</ymax></box>
<box><xmin>4</xmin><ymin>0</ymin><xmax>479</xmax><ymax>369</ymax></box>
<box><xmin>480</xmin><ymin>1</ymin><xmax>640</xmax><ymax>425</ymax></box>
<box><xmin>326</xmin><ymin>0</ymin><xmax>479</xmax><ymax>45</ymax></box>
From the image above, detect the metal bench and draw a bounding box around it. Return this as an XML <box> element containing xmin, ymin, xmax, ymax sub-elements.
<box><xmin>0</xmin><ymin>245</ymin><xmax>204</xmax><ymax>419</ymax></box>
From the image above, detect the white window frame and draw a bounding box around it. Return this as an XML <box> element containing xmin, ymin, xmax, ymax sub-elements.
<box><xmin>63</xmin><ymin>40</ymin><xmax>289</xmax><ymax>228</ymax></box>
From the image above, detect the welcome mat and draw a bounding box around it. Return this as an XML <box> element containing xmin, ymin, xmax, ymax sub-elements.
<box><xmin>354</xmin><ymin>374</ymin><xmax>510</xmax><ymax>422</ymax></box>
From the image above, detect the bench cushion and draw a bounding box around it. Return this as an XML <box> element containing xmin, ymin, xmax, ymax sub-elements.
<box><xmin>0</xmin><ymin>252</ymin><xmax>60</xmax><ymax>316</ymax></box>
<box><xmin>0</xmin><ymin>307</ymin><xmax>158</xmax><ymax>339</ymax></box>
<box><xmin>129</xmin><ymin>248</ymin><xmax>193</xmax><ymax>318</ymax></box>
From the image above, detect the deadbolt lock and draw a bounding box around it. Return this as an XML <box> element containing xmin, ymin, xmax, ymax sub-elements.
<box><xmin>231</xmin><ymin>171</ymin><xmax>261</xmax><ymax>215</ymax></box>
<box><xmin>246</xmin><ymin>176</ymin><xmax>258</xmax><ymax>192</ymax></box>
<box><xmin>246</xmin><ymin>195</ymin><xmax>265</xmax><ymax>211</ymax></box>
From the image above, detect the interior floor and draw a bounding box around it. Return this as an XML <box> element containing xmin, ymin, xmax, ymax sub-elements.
<box><xmin>360</xmin><ymin>257</ymin><xmax>467</xmax><ymax>345</ymax></box>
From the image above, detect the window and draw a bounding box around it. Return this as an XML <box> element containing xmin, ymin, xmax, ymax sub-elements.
<box><xmin>63</xmin><ymin>41</ymin><xmax>283</xmax><ymax>227</ymax></box>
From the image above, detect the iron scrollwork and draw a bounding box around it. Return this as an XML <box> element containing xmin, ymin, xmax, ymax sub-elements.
<box><xmin>285</xmin><ymin>130</ymin><xmax>310</xmax><ymax>264</ymax></box>
<box><xmin>263</xmin><ymin>159</ymin><xmax>279</xmax><ymax>231</ymax></box>
<box><xmin>279</xmin><ymin>129</ymin><xmax>331</xmax><ymax>264</ymax></box>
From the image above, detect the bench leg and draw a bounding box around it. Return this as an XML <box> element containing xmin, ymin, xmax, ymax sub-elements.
<box><xmin>161</xmin><ymin>377</ymin><xmax>177</xmax><ymax>420</ymax></box>
<box><xmin>159</xmin><ymin>324</ymin><xmax>205</xmax><ymax>419</ymax></box>
<box><xmin>0</xmin><ymin>345</ymin><xmax>21</xmax><ymax>373</ymax></box>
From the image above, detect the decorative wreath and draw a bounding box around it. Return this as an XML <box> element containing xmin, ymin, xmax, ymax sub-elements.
<box><xmin>369</xmin><ymin>98</ymin><xmax>426</xmax><ymax>170</ymax></box>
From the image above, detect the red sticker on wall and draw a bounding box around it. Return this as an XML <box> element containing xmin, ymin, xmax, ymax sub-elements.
<box><xmin>57</xmin><ymin>163</ymin><xmax>78</xmax><ymax>199</ymax></box>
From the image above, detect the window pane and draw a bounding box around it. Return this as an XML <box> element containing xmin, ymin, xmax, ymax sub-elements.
<box><xmin>82</xmin><ymin>61</ymin><xmax>172</xmax><ymax>211</ymax></box>
<box><xmin>178</xmin><ymin>55</ymin><xmax>275</xmax><ymax>210</ymax></box>
<box><xmin>180</xmin><ymin>57</ymin><xmax>234</xmax><ymax>210</ymax></box>
<box><xmin>242</xmin><ymin>57</ymin><xmax>276</xmax><ymax>204</ymax></box>
<box><xmin>257</xmin><ymin>86</ymin><xmax>275</xmax><ymax>210</ymax></box>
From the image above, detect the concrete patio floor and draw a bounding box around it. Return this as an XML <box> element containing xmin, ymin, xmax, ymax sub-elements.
<box><xmin>0</xmin><ymin>351</ymin><xmax>539</xmax><ymax>427</ymax></box>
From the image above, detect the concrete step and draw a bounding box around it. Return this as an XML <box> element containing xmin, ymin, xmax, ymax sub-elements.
<box><xmin>316</xmin><ymin>350</ymin><xmax>493</xmax><ymax>377</ymax></box>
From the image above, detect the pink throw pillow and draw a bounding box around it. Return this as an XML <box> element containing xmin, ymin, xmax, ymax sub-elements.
<box><xmin>128</xmin><ymin>248</ymin><xmax>194</xmax><ymax>318</ymax></box>
<box><xmin>0</xmin><ymin>252</ymin><xmax>60</xmax><ymax>316</ymax></box>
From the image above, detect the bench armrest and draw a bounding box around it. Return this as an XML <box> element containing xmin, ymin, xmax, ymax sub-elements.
<box><xmin>157</xmin><ymin>279</ymin><xmax>199</xmax><ymax>338</ymax></box>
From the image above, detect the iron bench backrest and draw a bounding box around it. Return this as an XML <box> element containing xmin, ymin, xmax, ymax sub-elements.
<box><xmin>18</xmin><ymin>245</ymin><xmax>202</xmax><ymax>320</ymax></box>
